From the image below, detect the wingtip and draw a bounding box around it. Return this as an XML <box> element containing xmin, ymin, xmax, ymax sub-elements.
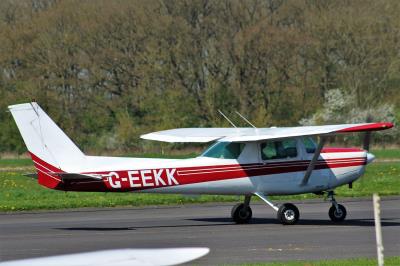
<box><xmin>382</xmin><ymin>122</ymin><xmax>394</xmax><ymax>129</ymax></box>
<box><xmin>337</xmin><ymin>122</ymin><xmax>394</xmax><ymax>133</ymax></box>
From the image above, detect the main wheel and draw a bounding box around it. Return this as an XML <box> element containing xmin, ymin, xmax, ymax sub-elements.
<box><xmin>329</xmin><ymin>204</ymin><xmax>347</xmax><ymax>222</ymax></box>
<box><xmin>231</xmin><ymin>203</ymin><xmax>252</xmax><ymax>224</ymax></box>
<box><xmin>277</xmin><ymin>203</ymin><xmax>300</xmax><ymax>225</ymax></box>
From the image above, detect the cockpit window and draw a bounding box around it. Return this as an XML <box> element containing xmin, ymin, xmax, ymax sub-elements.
<box><xmin>260</xmin><ymin>139</ymin><xmax>298</xmax><ymax>160</ymax></box>
<box><xmin>303</xmin><ymin>137</ymin><xmax>317</xmax><ymax>153</ymax></box>
<box><xmin>201</xmin><ymin>142</ymin><xmax>245</xmax><ymax>159</ymax></box>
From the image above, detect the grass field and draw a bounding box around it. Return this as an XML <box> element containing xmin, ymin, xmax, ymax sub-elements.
<box><xmin>235</xmin><ymin>256</ymin><xmax>400</xmax><ymax>266</ymax></box>
<box><xmin>0</xmin><ymin>158</ymin><xmax>33</xmax><ymax>167</ymax></box>
<box><xmin>370</xmin><ymin>148</ymin><xmax>400</xmax><ymax>159</ymax></box>
<box><xmin>0</xmin><ymin>149</ymin><xmax>399</xmax><ymax>211</ymax></box>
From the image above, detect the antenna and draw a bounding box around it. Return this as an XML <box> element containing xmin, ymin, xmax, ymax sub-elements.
<box><xmin>235</xmin><ymin>111</ymin><xmax>257</xmax><ymax>128</ymax></box>
<box><xmin>218</xmin><ymin>110</ymin><xmax>237</xmax><ymax>128</ymax></box>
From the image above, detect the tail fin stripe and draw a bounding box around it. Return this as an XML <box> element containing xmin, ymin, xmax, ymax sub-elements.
<box><xmin>33</xmin><ymin>160</ymin><xmax>57</xmax><ymax>174</ymax></box>
<box><xmin>36</xmin><ymin>168</ymin><xmax>61</xmax><ymax>182</ymax></box>
<box><xmin>30</xmin><ymin>152</ymin><xmax>62</xmax><ymax>173</ymax></box>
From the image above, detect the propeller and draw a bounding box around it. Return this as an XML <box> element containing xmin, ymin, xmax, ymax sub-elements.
<box><xmin>363</xmin><ymin>115</ymin><xmax>373</xmax><ymax>152</ymax></box>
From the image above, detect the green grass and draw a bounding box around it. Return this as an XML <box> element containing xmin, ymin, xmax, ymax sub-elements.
<box><xmin>371</xmin><ymin>148</ymin><xmax>400</xmax><ymax>159</ymax></box>
<box><xmin>0</xmin><ymin>158</ymin><xmax>33</xmax><ymax>167</ymax></box>
<box><xmin>234</xmin><ymin>256</ymin><xmax>400</xmax><ymax>266</ymax></box>
<box><xmin>335</xmin><ymin>162</ymin><xmax>400</xmax><ymax>197</ymax></box>
<box><xmin>0</xmin><ymin>161</ymin><xmax>399</xmax><ymax>211</ymax></box>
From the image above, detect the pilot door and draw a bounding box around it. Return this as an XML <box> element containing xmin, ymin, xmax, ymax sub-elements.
<box><xmin>257</xmin><ymin>138</ymin><xmax>302</xmax><ymax>193</ymax></box>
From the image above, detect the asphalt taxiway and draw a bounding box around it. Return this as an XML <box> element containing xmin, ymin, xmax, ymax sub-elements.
<box><xmin>0</xmin><ymin>197</ymin><xmax>399</xmax><ymax>265</ymax></box>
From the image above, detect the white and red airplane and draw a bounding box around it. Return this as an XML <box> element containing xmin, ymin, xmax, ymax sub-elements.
<box><xmin>9</xmin><ymin>102</ymin><xmax>393</xmax><ymax>225</ymax></box>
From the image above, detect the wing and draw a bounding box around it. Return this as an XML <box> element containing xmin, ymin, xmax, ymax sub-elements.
<box><xmin>141</xmin><ymin>128</ymin><xmax>248</xmax><ymax>142</ymax></box>
<box><xmin>140</xmin><ymin>122</ymin><xmax>393</xmax><ymax>143</ymax></box>
<box><xmin>0</xmin><ymin>248</ymin><xmax>210</xmax><ymax>266</ymax></box>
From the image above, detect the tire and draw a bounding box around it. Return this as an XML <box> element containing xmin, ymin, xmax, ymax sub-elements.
<box><xmin>329</xmin><ymin>204</ymin><xmax>347</xmax><ymax>222</ymax></box>
<box><xmin>231</xmin><ymin>203</ymin><xmax>252</xmax><ymax>224</ymax></box>
<box><xmin>277</xmin><ymin>203</ymin><xmax>300</xmax><ymax>225</ymax></box>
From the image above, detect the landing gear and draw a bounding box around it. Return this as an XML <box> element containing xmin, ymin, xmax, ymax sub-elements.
<box><xmin>329</xmin><ymin>204</ymin><xmax>346</xmax><ymax>222</ymax></box>
<box><xmin>327</xmin><ymin>191</ymin><xmax>347</xmax><ymax>222</ymax></box>
<box><xmin>277</xmin><ymin>203</ymin><xmax>300</xmax><ymax>225</ymax></box>
<box><xmin>254</xmin><ymin>192</ymin><xmax>299</xmax><ymax>225</ymax></box>
<box><xmin>231</xmin><ymin>195</ymin><xmax>252</xmax><ymax>224</ymax></box>
<box><xmin>232</xmin><ymin>192</ymin><xmax>347</xmax><ymax>225</ymax></box>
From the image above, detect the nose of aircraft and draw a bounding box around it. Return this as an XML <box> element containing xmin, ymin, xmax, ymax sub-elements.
<box><xmin>366</xmin><ymin>152</ymin><xmax>375</xmax><ymax>164</ymax></box>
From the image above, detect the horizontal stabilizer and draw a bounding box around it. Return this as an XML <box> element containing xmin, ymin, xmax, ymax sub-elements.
<box><xmin>58</xmin><ymin>173</ymin><xmax>104</xmax><ymax>182</ymax></box>
<box><xmin>23</xmin><ymin>173</ymin><xmax>38</xmax><ymax>179</ymax></box>
<box><xmin>26</xmin><ymin>172</ymin><xmax>105</xmax><ymax>182</ymax></box>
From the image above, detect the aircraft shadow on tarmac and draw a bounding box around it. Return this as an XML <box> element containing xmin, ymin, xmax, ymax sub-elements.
<box><xmin>54</xmin><ymin>217</ymin><xmax>400</xmax><ymax>232</ymax></box>
<box><xmin>189</xmin><ymin>217</ymin><xmax>400</xmax><ymax>227</ymax></box>
<box><xmin>57</xmin><ymin>227</ymin><xmax>136</xmax><ymax>231</ymax></box>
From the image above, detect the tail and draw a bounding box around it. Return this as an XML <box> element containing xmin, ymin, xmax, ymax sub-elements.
<box><xmin>8</xmin><ymin>102</ymin><xmax>86</xmax><ymax>188</ymax></box>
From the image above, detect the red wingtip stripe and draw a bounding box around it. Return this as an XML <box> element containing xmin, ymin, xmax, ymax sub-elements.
<box><xmin>337</xmin><ymin>122</ymin><xmax>394</xmax><ymax>133</ymax></box>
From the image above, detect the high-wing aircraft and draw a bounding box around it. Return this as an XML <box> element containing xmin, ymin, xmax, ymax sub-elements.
<box><xmin>9</xmin><ymin>102</ymin><xmax>393</xmax><ymax>225</ymax></box>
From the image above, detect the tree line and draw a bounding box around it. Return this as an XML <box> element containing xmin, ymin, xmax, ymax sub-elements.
<box><xmin>0</xmin><ymin>0</ymin><xmax>399</xmax><ymax>155</ymax></box>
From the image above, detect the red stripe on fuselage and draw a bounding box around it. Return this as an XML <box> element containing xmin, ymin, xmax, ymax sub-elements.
<box><xmin>28</xmin><ymin>153</ymin><xmax>366</xmax><ymax>192</ymax></box>
<box><xmin>85</xmin><ymin>158</ymin><xmax>366</xmax><ymax>192</ymax></box>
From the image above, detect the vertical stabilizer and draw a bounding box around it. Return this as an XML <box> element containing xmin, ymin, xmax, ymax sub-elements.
<box><xmin>8</xmin><ymin>102</ymin><xmax>86</xmax><ymax>173</ymax></box>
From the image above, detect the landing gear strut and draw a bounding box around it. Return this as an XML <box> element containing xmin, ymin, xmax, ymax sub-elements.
<box><xmin>231</xmin><ymin>195</ymin><xmax>252</xmax><ymax>224</ymax></box>
<box><xmin>255</xmin><ymin>193</ymin><xmax>300</xmax><ymax>225</ymax></box>
<box><xmin>327</xmin><ymin>191</ymin><xmax>347</xmax><ymax>222</ymax></box>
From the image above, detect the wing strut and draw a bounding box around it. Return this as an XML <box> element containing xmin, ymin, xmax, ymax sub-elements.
<box><xmin>300</xmin><ymin>136</ymin><xmax>326</xmax><ymax>186</ymax></box>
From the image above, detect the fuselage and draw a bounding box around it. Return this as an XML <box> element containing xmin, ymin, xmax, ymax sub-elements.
<box><xmin>32</xmin><ymin>137</ymin><xmax>372</xmax><ymax>196</ymax></box>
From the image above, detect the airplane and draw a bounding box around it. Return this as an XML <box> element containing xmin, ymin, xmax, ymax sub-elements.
<box><xmin>0</xmin><ymin>247</ymin><xmax>210</xmax><ymax>266</ymax></box>
<box><xmin>8</xmin><ymin>102</ymin><xmax>393</xmax><ymax>225</ymax></box>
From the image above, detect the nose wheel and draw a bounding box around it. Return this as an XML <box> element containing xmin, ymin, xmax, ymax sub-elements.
<box><xmin>329</xmin><ymin>204</ymin><xmax>347</xmax><ymax>222</ymax></box>
<box><xmin>327</xmin><ymin>191</ymin><xmax>347</xmax><ymax>222</ymax></box>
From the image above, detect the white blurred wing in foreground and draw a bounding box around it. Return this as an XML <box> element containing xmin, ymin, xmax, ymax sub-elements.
<box><xmin>0</xmin><ymin>248</ymin><xmax>210</xmax><ymax>266</ymax></box>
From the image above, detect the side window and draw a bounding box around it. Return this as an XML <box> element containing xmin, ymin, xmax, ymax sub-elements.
<box><xmin>303</xmin><ymin>137</ymin><xmax>317</xmax><ymax>153</ymax></box>
<box><xmin>261</xmin><ymin>139</ymin><xmax>298</xmax><ymax>160</ymax></box>
<box><xmin>260</xmin><ymin>142</ymin><xmax>277</xmax><ymax>160</ymax></box>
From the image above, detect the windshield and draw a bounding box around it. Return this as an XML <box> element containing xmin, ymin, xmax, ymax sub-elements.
<box><xmin>201</xmin><ymin>142</ymin><xmax>245</xmax><ymax>159</ymax></box>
